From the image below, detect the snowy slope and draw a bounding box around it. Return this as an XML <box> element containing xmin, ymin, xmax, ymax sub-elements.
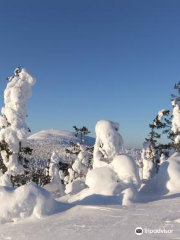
<box><xmin>0</xmin><ymin>195</ymin><xmax>180</xmax><ymax>240</ymax></box>
<box><xmin>28</xmin><ymin>129</ymin><xmax>95</xmax><ymax>146</ymax></box>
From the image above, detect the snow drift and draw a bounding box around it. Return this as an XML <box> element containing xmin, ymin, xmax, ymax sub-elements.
<box><xmin>85</xmin><ymin>167</ymin><xmax>121</xmax><ymax>196</ymax></box>
<box><xmin>157</xmin><ymin>152</ymin><xmax>180</xmax><ymax>194</ymax></box>
<box><xmin>0</xmin><ymin>183</ymin><xmax>58</xmax><ymax>223</ymax></box>
<box><xmin>110</xmin><ymin>154</ymin><xmax>141</xmax><ymax>189</ymax></box>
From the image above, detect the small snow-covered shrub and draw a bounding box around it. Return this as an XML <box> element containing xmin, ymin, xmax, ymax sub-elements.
<box><xmin>64</xmin><ymin>144</ymin><xmax>92</xmax><ymax>194</ymax></box>
<box><xmin>71</xmin><ymin>144</ymin><xmax>90</xmax><ymax>176</ymax></box>
<box><xmin>44</xmin><ymin>151</ymin><xmax>64</xmax><ymax>197</ymax></box>
<box><xmin>141</xmin><ymin>141</ymin><xmax>156</xmax><ymax>180</ymax></box>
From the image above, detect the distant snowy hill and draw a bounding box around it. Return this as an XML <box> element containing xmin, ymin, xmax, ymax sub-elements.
<box><xmin>28</xmin><ymin>129</ymin><xmax>95</xmax><ymax>146</ymax></box>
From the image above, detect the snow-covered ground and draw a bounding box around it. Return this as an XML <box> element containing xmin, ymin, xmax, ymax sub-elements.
<box><xmin>0</xmin><ymin>193</ymin><xmax>180</xmax><ymax>240</ymax></box>
<box><xmin>0</xmin><ymin>117</ymin><xmax>180</xmax><ymax>240</ymax></box>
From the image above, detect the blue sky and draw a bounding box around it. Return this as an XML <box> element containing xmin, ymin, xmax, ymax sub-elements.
<box><xmin>0</xmin><ymin>0</ymin><xmax>180</xmax><ymax>148</ymax></box>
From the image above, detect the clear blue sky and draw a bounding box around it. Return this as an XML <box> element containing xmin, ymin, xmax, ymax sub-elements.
<box><xmin>0</xmin><ymin>0</ymin><xmax>180</xmax><ymax>148</ymax></box>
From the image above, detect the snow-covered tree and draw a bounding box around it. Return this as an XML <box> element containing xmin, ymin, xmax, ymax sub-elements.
<box><xmin>0</xmin><ymin>153</ymin><xmax>7</xmax><ymax>174</ymax></box>
<box><xmin>72</xmin><ymin>144</ymin><xmax>92</xmax><ymax>176</ymax></box>
<box><xmin>48</xmin><ymin>151</ymin><xmax>64</xmax><ymax>196</ymax></box>
<box><xmin>64</xmin><ymin>143</ymin><xmax>92</xmax><ymax>194</ymax></box>
<box><xmin>64</xmin><ymin>144</ymin><xmax>92</xmax><ymax>183</ymax></box>
<box><xmin>65</xmin><ymin>141</ymin><xmax>80</xmax><ymax>160</ymax></box>
<box><xmin>141</xmin><ymin>141</ymin><xmax>156</xmax><ymax>179</ymax></box>
<box><xmin>0</xmin><ymin>68</ymin><xmax>35</xmax><ymax>186</ymax></box>
<box><xmin>159</xmin><ymin>153</ymin><xmax>166</xmax><ymax>164</ymax></box>
<box><xmin>142</xmin><ymin>110</ymin><xmax>172</xmax><ymax>179</ymax></box>
<box><xmin>153</xmin><ymin>109</ymin><xmax>172</xmax><ymax>150</ymax></box>
<box><xmin>93</xmin><ymin>120</ymin><xmax>123</xmax><ymax>169</ymax></box>
<box><xmin>171</xmin><ymin>82</ymin><xmax>180</xmax><ymax>151</ymax></box>
<box><xmin>73</xmin><ymin>125</ymin><xmax>90</xmax><ymax>144</ymax></box>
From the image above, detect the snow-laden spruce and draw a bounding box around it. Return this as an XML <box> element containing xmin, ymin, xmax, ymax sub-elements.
<box><xmin>72</xmin><ymin>144</ymin><xmax>89</xmax><ymax>176</ymax></box>
<box><xmin>0</xmin><ymin>68</ymin><xmax>35</xmax><ymax>183</ymax></box>
<box><xmin>44</xmin><ymin>151</ymin><xmax>64</xmax><ymax>197</ymax></box>
<box><xmin>65</xmin><ymin>143</ymin><xmax>91</xmax><ymax>194</ymax></box>
<box><xmin>141</xmin><ymin>141</ymin><xmax>155</xmax><ymax>180</ymax></box>
<box><xmin>172</xmin><ymin>100</ymin><xmax>180</xmax><ymax>144</ymax></box>
<box><xmin>93</xmin><ymin>120</ymin><xmax>123</xmax><ymax>168</ymax></box>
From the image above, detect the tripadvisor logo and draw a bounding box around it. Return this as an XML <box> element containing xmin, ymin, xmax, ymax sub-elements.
<box><xmin>135</xmin><ymin>227</ymin><xmax>143</xmax><ymax>235</ymax></box>
<box><xmin>135</xmin><ymin>227</ymin><xmax>173</xmax><ymax>235</ymax></box>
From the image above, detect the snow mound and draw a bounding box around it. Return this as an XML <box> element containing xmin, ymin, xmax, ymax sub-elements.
<box><xmin>28</xmin><ymin>129</ymin><xmax>95</xmax><ymax>146</ymax></box>
<box><xmin>157</xmin><ymin>152</ymin><xmax>180</xmax><ymax>194</ymax></box>
<box><xmin>65</xmin><ymin>179</ymin><xmax>86</xmax><ymax>195</ymax></box>
<box><xmin>110</xmin><ymin>154</ymin><xmax>141</xmax><ymax>189</ymax></box>
<box><xmin>85</xmin><ymin>155</ymin><xmax>141</xmax><ymax>196</ymax></box>
<box><xmin>86</xmin><ymin>167</ymin><xmax>122</xmax><ymax>196</ymax></box>
<box><xmin>0</xmin><ymin>183</ymin><xmax>58</xmax><ymax>223</ymax></box>
<box><xmin>120</xmin><ymin>187</ymin><xmax>138</xmax><ymax>205</ymax></box>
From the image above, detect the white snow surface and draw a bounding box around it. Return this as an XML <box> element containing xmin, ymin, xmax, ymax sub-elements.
<box><xmin>0</xmin><ymin>193</ymin><xmax>180</xmax><ymax>240</ymax></box>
